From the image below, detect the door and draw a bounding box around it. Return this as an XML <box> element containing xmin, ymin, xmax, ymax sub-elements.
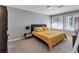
<box><xmin>0</xmin><ymin>5</ymin><xmax>8</xmax><ymax>53</ymax></box>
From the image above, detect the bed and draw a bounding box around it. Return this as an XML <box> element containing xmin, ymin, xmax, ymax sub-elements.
<box><xmin>31</xmin><ymin>24</ymin><xmax>67</xmax><ymax>51</ymax></box>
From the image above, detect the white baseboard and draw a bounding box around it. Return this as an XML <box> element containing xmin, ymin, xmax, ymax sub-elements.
<box><xmin>8</xmin><ymin>37</ymin><xmax>24</xmax><ymax>43</ymax></box>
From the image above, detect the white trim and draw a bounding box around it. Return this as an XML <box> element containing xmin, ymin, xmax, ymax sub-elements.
<box><xmin>8</xmin><ymin>37</ymin><xmax>24</xmax><ymax>43</ymax></box>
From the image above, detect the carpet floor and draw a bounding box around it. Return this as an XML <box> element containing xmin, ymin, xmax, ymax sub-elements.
<box><xmin>8</xmin><ymin>37</ymin><xmax>72</xmax><ymax>53</ymax></box>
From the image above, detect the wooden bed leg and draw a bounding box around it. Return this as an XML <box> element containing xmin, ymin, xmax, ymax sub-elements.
<box><xmin>65</xmin><ymin>36</ymin><xmax>68</xmax><ymax>40</ymax></box>
<box><xmin>65</xmin><ymin>38</ymin><xmax>67</xmax><ymax>40</ymax></box>
<box><xmin>48</xmin><ymin>46</ymin><xmax>52</xmax><ymax>52</ymax></box>
<box><xmin>65</xmin><ymin>37</ymin><xmax>68</xmax><ymax>40</ymax></box>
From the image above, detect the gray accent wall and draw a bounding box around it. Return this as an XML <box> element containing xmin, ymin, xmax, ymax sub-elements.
<box><xmin>8</xmin><ymin>7</ymin><xmax>51</xmax><ymax>41</ymax></box>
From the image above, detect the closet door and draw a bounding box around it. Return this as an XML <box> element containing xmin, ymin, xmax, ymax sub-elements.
<box><xmin>0</xmin><ymin>5</ymin><xmax>8</xmax><ymax>53</ymax></box>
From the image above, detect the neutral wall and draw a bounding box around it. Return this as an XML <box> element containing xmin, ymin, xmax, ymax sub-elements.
<box><xmin>7</xmin><ymin>7</ymin><xmax>51</xmax><ymax>41</ymax></box>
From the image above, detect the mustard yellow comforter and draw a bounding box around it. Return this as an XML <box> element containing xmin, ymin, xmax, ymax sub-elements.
<box><xmin>32</xmin><ymin>30</ymin><xmax>67</xmax><ymax>48</ymax></box>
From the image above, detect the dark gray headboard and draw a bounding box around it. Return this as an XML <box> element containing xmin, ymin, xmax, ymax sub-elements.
<box><xmin>31</xmin><ymin>24</ymin><xmax>46</xmax><ymax>33</ymax></box>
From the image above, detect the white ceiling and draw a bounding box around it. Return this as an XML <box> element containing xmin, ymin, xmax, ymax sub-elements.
<box><xmin>7</xmin><ymin>5</ymin><xmax>79</xmax><ymax>15</ymax></box>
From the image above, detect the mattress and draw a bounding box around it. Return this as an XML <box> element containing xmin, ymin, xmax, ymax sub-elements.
<box><xmin>32</xmin><ymin>30</ymin><xmax>67</xmax><ymax>51</ymax></box>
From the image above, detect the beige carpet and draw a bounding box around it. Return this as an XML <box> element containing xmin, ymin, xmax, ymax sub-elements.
<box><xmin>8</xmin><ymin>37</ymin><xmax>72</xmax><ymax>53</ymax></box>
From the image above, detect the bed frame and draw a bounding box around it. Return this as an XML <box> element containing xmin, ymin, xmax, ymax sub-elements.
<box><xmin>31</xmin><ymin>24</ymin><xmax>67</xmax><ymax>52</ymax></box>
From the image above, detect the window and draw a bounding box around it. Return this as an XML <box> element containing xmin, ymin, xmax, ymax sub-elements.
<box><xmin>65</xmin><ymin>16</ymin><xmax>74</xmax><ymax>31</ymax></box>
<box><xmin>51</xmin><ymin>16</ymin><xmax>75</xmax><ymax>31</ymax></box>
<box><xmin>52</xmin><ymin>16</ymin><xmax>63</xmax><ymax>30</ymax></box>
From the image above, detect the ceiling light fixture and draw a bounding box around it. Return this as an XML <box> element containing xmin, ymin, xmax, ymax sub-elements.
<box><xmin>47</xmin><ymin>6</ymin><xmax>52</xmax><ymax>10</ymax></box>
<box><xmin>57</xmin><ymin>5</ymin><xmax>64</xmax><ymax>8</ymax></box>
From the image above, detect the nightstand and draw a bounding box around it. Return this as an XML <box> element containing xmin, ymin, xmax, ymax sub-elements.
<box><xmin>24</xmin><ymin>32</ymin><xmax>32</xmax><ymax>39</ymax></box>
